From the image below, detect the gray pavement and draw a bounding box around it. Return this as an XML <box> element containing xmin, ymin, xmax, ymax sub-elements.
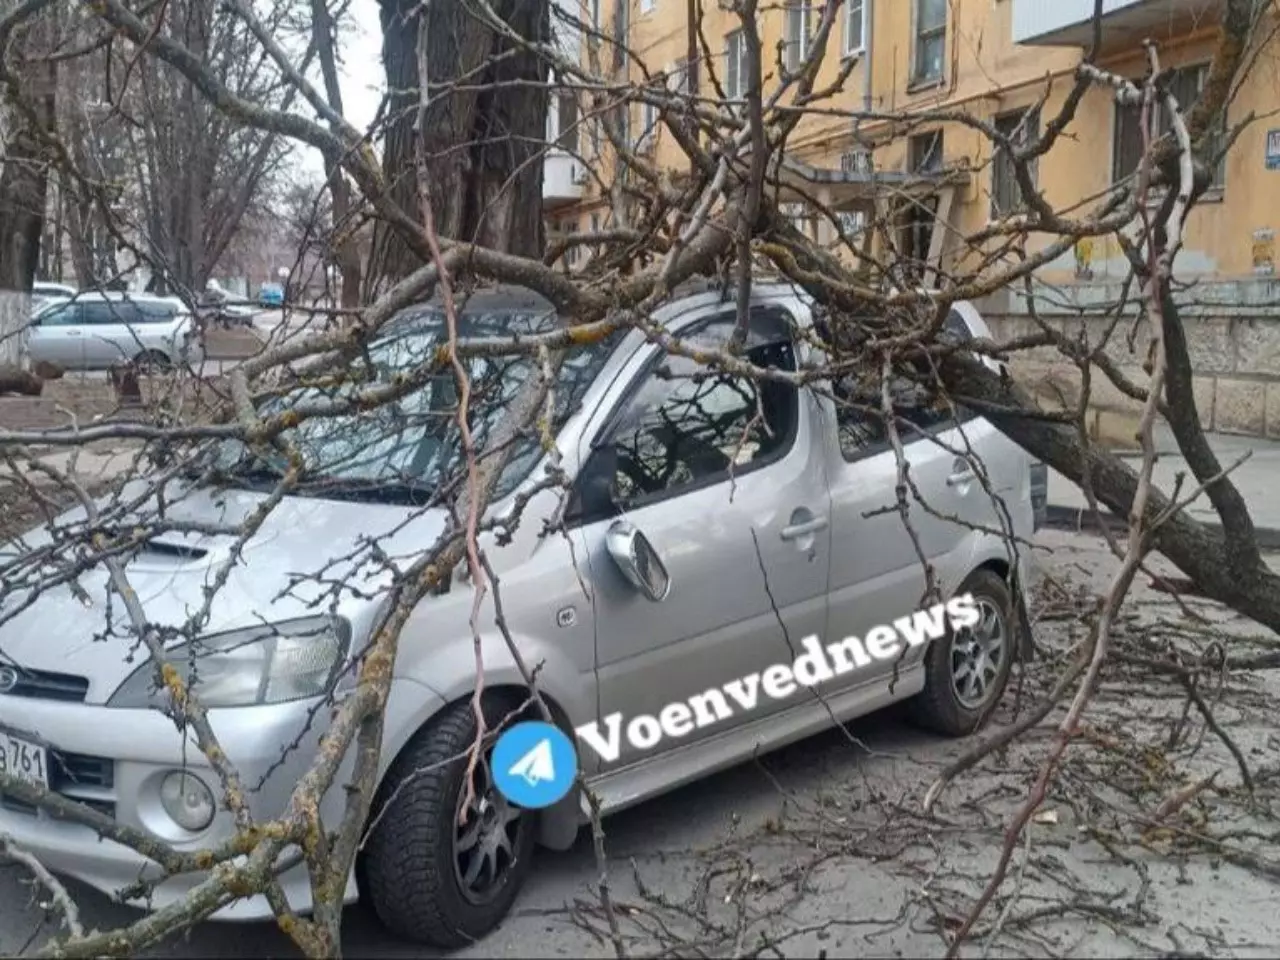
<box><xmin>1045</xmin><ymin>423</ymin><xmax>1280</xmax><ymax>546</ymax></box>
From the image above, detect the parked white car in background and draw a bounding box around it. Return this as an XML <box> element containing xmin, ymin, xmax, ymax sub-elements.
<box><xmin>26</xmin><ymin>291</ymin><xmax>204</xmax><ymax>371</ymax></box>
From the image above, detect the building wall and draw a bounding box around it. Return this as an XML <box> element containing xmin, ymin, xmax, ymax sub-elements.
<box><xmin>566</xmin><ymin>0</ymin><xmax>1280</xmax><ymax>283</ymax></box>
<box><xmin>978</xmin><ymin>279</ymin><xmax>1280</xmax><ymax>440</ymax></box>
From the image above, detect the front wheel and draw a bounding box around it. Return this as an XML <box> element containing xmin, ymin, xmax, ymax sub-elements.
<box><xmin>361</xmin><ymin>699</ymin><xmax>537</xmax><ymax>948</ymax></box>
<box><xmin>907</xmin><ymin>568</ymin><xmax>1017</xmax><ymax>737</ymax></box>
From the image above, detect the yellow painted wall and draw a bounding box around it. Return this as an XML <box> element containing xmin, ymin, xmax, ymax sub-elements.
<box><xmin>563</xmin><ymin>0</ymin><xmax>1280</xmax><ymax>281</ymax></box>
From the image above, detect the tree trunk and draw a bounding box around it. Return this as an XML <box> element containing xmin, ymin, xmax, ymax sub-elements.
<box><xmin>0</xmin><ymin>9</ymin><xmax>56</xmax><ymax>369</ymax></box>
<box><xmin>310</xmin><ymin>0</ymin><xmax>363</xmax><ymax>311</ymax></box>
<box><xmin>368</xmin><ymin>0</ymin><xmax>551</xmax><ymax>290</ymax></box>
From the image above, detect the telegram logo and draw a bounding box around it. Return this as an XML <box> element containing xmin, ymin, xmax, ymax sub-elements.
<box><xmin>491</xmin><ymin>720</ymin><xmax>578</xmax><ymax>809</ymax></box>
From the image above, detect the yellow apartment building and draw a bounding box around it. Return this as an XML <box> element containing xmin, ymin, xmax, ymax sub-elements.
<box><xmin>545</xmin><ymin>0</ymin><xmax>1280</xmax><ymax>288</ymax></box>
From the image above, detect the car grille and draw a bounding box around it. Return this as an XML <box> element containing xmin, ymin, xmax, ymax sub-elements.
<box><xmin>2</xmin><ymin>667</ymin><xmax>90</xmax><ymax>703</ymax></box>
<box><xmin>0</xmin><ymin>750</ymin><xmax>116</xmax><ymax>820</ymax></box>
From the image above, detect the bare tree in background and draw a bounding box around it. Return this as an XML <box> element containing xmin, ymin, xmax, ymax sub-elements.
<box><xmin>0</xmin><ymin>0</ymin><xmax>56</xmax><ymax>376</ymax></box>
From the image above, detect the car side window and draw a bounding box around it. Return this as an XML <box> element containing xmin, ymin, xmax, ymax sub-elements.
<box><xmin>572</xmin><ymin>309</ymin><xmax>800</xmax><ymax>524</ymax></box>
<box><xmin>81</xmin><ymin>302</ymin><xmax>139</xmax><ymax>326</ymax></box>
<box><xmin>833</xmin><ymin>373</ymin><xmax>975</xmax><ymax>462</ymax></box>
<box><xmin>35</xmin><ymin>304</ymin><xmax>77</xmax><ymax>326</ymax></box>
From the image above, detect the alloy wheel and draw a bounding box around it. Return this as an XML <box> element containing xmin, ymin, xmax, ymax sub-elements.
<box><xmin>949</xmin><ymin>596</ymin><xmax>1008</xmax><ymax>710</ymax></box>
<box><xmin>451</xmin><ymin>756</ymin><xmax>526</xmax><ymax>906</ymax></box>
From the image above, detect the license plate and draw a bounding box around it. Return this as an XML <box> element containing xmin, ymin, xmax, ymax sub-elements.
<box><xmin>0</xmin><ymin>729</ymin><xmax>49</xmax><ymax>790</ymax></box>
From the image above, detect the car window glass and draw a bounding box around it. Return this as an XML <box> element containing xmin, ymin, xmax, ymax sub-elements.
<box><xmin>81</xmin><ymin>302</ymin><xmax>139</xmax><ymax>325</ymax></box>
<box><xmin>137</xmin><ymin>302</ymin><xmax>177</xmax><ymax>322</ymax></box>
<box><xmin>36</xmin><ymin>304</ymin><xmax>77</xmax><ymax>326</ymax></box>
<box><xmin>944</xmin><ymin>309</ymin><xmax>973</xmax><ymax>341</ymax></box>
<box><xmin>833</xmin><ymin>372</ymin><xmax>971</xmax><ymax>460</ymax></box>
<box><xmin>593</xmin><ymin>310</ymin><xmax>799</xmax><ymax>512</ymax></box>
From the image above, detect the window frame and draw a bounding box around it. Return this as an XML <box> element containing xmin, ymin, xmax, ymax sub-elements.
<box><xmin>1111</xmin><ymin>62</ymin><xmax>1226</xmax><ymax>192</ymax></box>
<box><xmin>565</xmin><ymin>307</ymin><xmax>803</xmax><ymax>527</ymax></box>
<box><xmin>908</xmin><ymin>129</ymin><xmax>944</xmax><ymax>173</ymax></box>
<box><xmin>843</xmin><ymin>0</ymin><xmax>866</xmax><ymax>58</ymax></box>
<box><xmin>784</xmin><ymin>1</ymin><xmax>812</xmax><ymax>72</ymax></box>
<box><xmin>911</xmin><ymin>0</ymin><xmax>946</xmax><ymax>87</ymax></box>
<box><xmin>554</xmin><ymin>81</ymin><xmax>579</xmax><ymax>152</ymax></box>
<box><xmin>991</xmin><ymin>106</ymin><xmax>1041</xmax><ymax>219</ymax></box>
<box><xmin>830</xmin><ymin>309</ymin><xmax>979</xmax><ymax>465</ymax></box>
<box><xmin>724</xmin><ymin>29</ymin><xmax>748</xmax><ymax>100</ymax></box>
<box><xmin>637</xmin><ymin>99</ymin><xmax>659</xmax><ymax>149</ymax></box>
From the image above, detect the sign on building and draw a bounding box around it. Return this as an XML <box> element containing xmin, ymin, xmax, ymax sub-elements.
<box><xmin>1267</xmin><ymin>129</ymin><xmax>1280</xmax><ymax>170</ymax></box>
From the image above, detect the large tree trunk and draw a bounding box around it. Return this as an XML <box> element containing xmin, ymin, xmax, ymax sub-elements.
<box><xmin>368</xmin><ymin>0</ymin><xmax>551</xmax><ymax>290</ymax></box>
<box><xmin>0</xmin><ymin>9</ymin><xmax>56</xmax><ymax>371</ymax></box>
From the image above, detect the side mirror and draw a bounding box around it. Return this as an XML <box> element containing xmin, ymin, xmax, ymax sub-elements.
<box><xmin>604</xmin><ymin>520</ymin><xmax>671</xmax><ymax>602</ymax></box>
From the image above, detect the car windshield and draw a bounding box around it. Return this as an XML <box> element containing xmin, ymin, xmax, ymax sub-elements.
<box><xmin>212</xmin><ymin>305</ymin><xmax>622</xmax><ymax>504</ymax></box>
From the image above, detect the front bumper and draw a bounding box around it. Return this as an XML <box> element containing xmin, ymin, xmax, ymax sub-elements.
<box><xmin>0</xmin><ymin>695</ymin><xmax>354</xmax><ymax>920</ymax></box>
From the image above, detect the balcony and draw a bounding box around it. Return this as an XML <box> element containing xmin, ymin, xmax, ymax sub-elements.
<box><xmin>543</xmin><ymin>150</ymin><xmax>586</xmax><ymax>205</ymax></box>
<box><xmin>1012</xmin><ymin>0</ymin><xmax>1224</xmax><ymax>48</ymax></box>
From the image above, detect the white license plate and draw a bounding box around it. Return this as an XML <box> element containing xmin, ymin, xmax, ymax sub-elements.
<box><xmin>0</xmin><ymin>729</ymin><xmax>50</xmax><ymax>790</ymax></box>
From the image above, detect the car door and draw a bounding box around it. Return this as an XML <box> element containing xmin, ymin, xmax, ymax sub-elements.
<box><xmin>81</xmin><ymin>300</ymin><xmax>142</xmax><ymax>368</ymax></box>
<box><xmin>26</xmin><ymin>302</ymin><xmax>85</xmax><ymax>369</ymax></box>
<box><xmin>820</xmin><ymin>364</ymin><xmax>991</xmax><ymax>692</ymax></box>
<box><xmin>567</xmin><ymin>304</ymin><xmax>833</xmax><ymax>775</ymax></box>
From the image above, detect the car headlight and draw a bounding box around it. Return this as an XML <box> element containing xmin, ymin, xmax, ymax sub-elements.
<box><xmin>108</xmin><ymin>616</ymin><xmax>351</xmax><ymax>709</ymax></box>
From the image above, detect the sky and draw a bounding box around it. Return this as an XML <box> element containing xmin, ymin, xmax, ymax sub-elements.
<box><xmin>296</xmin><ymin>0</ymin><xmax>386</xmax><ymax>177</ymax></box>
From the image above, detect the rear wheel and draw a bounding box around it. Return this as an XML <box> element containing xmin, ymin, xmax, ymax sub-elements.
<box><xmin>908</xmin><ymin>568</ymin><xmax>1016</xmax><ymax>737</ymax></box>
<box><xmin>133</xmin><ymin>349</ymin><xmax>171</xmax><ymax>373</ymax></box>
<box><xmin>361</xmin><ymin>698</ymin><xmax>537</xmax><ymax>948</ymax></box>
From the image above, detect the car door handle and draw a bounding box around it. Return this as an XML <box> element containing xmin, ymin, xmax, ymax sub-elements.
<box><xmin>780</xmin><ymin>516</ymin><xmax>828</xmax><ymax>540</ymax></box>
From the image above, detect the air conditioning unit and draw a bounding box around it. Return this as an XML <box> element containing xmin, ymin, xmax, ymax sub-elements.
<box><xmin>841</xmin><ymin>148</ymin><xmax>873</xmax><ymax>176</ymax></box>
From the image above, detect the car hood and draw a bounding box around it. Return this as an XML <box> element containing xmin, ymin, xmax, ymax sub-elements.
<box><xmin>0</xmin><ymin>481</ymin><xmax>448</xmax><ymax>704</ymax></box>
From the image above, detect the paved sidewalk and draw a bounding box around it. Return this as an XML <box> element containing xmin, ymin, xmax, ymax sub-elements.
<box><xmin>1045</xmin><ymin>423</ymin><xmax>1280</xmax><ymax>547</ymax></box>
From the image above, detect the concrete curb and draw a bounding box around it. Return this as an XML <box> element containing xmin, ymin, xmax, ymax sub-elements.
<box><xmin>1044</xmin><ymin>504</ymin><xmax>1280</xmax><ymax>551</ymax></box>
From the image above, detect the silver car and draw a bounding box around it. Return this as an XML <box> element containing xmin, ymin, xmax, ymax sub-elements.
<box><xmin>0</xmin><ymin>283</ymin><xmax>1039</xmax><ymax>948</ymax></box>
<box><xmin>26</xmin><ymin>291</ymin><xmax>205</xmax><ymax>371</ymax></box>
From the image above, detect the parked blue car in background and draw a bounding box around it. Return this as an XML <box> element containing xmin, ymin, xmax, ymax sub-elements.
<box><xmin>258</xmin><ymin>282</ymin><xmax>285</xmax><ymax>307</ymax></box>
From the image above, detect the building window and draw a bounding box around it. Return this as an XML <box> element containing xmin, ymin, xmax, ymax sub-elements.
<box><xmin>618</xmin><ymin>101</ymin><xmax>631</xmax><ymax>147</ymax></box>
<box><xmin>638</xmin><ymin>100</ymin><xmax>659</xmax><ymax>149</ymax></box>
<box><xmin>784</xmin><ymin>2</ymin><xmax>812</xmax><ymax>72</ymax></box>
<box><xmin>844</xmin><ymin>0</ymin><xmax>865</xmax><ymax>57</ymax></box>
<box><xmin>725</xmin><ymin>29</ymin><xmax>747</xmax><ymax>100</ymax></box>
<box><xmin>913</xmin><ymin>0</ymin><xmax>946</xmax><ymax>86</ymax></box>
<box><xmin>835</xmin><ymin>209</ymin><xmax>866</xmax><ymax>239</ymax></box>
<box><xmin>590</xmin><ymin>117</ymin><xmax>603</xmax><ymax>159</ymax></box>
<box><xmin>1111</xmin><ymin>62</ymin><xmax>1226</xmax><ymax>190</ymax></box>
<box><xmin>781</xmin><ymin>202</ymin><xmax>817</xmax><ymax>239</ymax></box>
<box><xmin>991</xmin><ymin>107</ymin><xmax>1040</xmax><ymax>217</ymax></box>
<box><xmin>668</xmin><ymin>58</ymin><xmax>690</xmax><ymax>94</ymax></box>
<box><xmin>590</xmin><ymin>0</ymin><xmax>600</xmax><ymax>30</ymax></box>
<box><xmin>553</xmin><ymin>79</ymin><xmax>579</xmax><ymax>152</ymax></box>
<box><xmin>909</xmin><ymin>129</ymin><xmax>944</xmax><ymax>173</ymax></box>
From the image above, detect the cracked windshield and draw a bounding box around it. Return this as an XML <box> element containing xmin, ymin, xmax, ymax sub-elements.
<box><xmin>3</xmin><ymin>0</ymin><xmax>1279</xmax><ymax>958</ymax></box>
